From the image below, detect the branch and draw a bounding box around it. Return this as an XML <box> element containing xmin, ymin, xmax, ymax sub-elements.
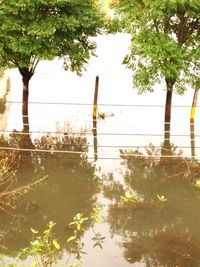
<box><xmin>11</xmin><ymin>59</ymin><xmax>19</xmax><ymax>68</ymax></box>
<box><xmin>177</xmin><ymin>11</ymin><xmax>187</xmax><ymax>44</ymax></box>
<box><xmin>188</xmin><ymin>19</ymin><xmax>199</xmax><ymax>35</ymax></box>
<box><xmin>32</xmin><ymin>58</ymin><xmax>40</xmax><ymax>74</ymax></box>
<box><xmin>29</xmin><ymin>56</ymin><xmax>40</xmax><ymax>75</ymax></box>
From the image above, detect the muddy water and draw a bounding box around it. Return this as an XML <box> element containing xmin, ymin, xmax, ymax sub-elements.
<box><xmin>1</xmin><ymin>34</ymin><xmax>200</xmax><ymax>266</ymax></box>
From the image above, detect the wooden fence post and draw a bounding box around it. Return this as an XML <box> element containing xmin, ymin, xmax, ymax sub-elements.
<box><xmin>190</xmin><ymin>89</ymin><xmax>199</xmax><ymax>158</ymax></box>
<box><xmin>92</xmin><ymin>76</ymin><xmax>99</xmax><ymax>161</ymax></box>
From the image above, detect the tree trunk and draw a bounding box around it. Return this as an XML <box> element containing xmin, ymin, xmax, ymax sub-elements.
<box><xmin>162</xmin><ymin>80</ymin><xmax>174</xmax><ymax>155</ymax></box>
<box><xmin>19</xmin><ymin>68</ymin><xmax>33</xmax><ymax>149</ymax></box>
<box><xmin>22</xmin><ymin>76</ymin><xmax>30</xmax><ymax>133</ymax></box>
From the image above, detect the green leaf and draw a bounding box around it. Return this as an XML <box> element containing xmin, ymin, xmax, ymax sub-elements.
<box><xmin>195</xmin><ymin>179</ymin><xmax>200</xmax><ymax>187</ymax></box>
<box><xmin>157</xmin><ymin>194</ymin><xmax>167</xmax><ymax>202</ymax></box>
<box><xmin>30</xmin><ymin>228</ymin><xmax>39</xmax><ymax>234</ymax></box>
<box><xmin>48</xmin><ymin>221</ymin><xmax>56</xmax><ymax>229</ymax></box>
<box><xmin>0</xmin><ymin>0</ymin><xmax>104</xmax><ymax>75</ymax></box>
<box><xmin>111</xmin><ymin>0</ymin><xmax>200</xmax><ymax>94</ymax></box>
<box><xmin>67</xmin><ymin>236</ymin><xmax>76</xmax><ymax>242</ymax></box>
<box><xmin>53</xmin><ymin>239</ymin><xmax>60</xmax><ymax>250</ymax></box>
<box><xmin>43</xmin><ymin>229</ymin><xmax>50</xmax><ymax>235</ymax></box>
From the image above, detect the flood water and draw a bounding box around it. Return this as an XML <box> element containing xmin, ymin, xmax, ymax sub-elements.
<box><xmin>1</xmin><ymin>34</ymin><xmax>200</xmax><ymax>267</ymax></box>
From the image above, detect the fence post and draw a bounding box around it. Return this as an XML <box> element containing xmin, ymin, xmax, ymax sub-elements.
<box><xmin>190</xmin><ymin>89</ymin><xmax>199</xmax><ymax>158</ymax></box>
<box><xmin>92</xmin><ymin>76</ymin><xmax>99</xmax><ymax>161</ymax></box>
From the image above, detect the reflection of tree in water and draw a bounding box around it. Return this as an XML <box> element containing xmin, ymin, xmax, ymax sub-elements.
<box><xmin>0</xmin><ymin>130</ymin><xmax>100</xmax><ymax>256</ymax></box>
<box><xmin>104</xmin><ymin>145</ymin><xmax>200</xmax><ymax>267</ymax></box>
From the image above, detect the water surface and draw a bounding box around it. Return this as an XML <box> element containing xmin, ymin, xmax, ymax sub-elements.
<box><xmin>1</xmin><ymin>33</ymin><xmax>200</xmax><ymax>267</ymax></box>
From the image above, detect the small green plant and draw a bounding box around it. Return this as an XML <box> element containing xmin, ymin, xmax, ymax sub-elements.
<box><xmin>98</xmin><ymin>111</ymin><xmax>114</xmax><ymax>120</ymax></box>
<box><xmin>91</xmin><ymin>205</ymin><xmax>104</xmax><ymax>223</ymax></box>
<box><xmin>18</xmin><ymin>221</ymin><xmax>61</xmax><ymax>267</ymax></box>
<box><xmin>120</xmin><ymin>192</ymin><xmax>136</xmax><ymax>205</ymax></box>
<box><xmin>67</xmin><ymin>213</ymin><xmax>89</xmax><ymax>242</ymax></box>
<box><xmin>3</xmin><ymin>206</ymin><xmax>105</xmax><ymax>267</ymax></box>
<box><xmin>157</xmin><ymin>194</ymin><xmax>167</xmax><ymax>202</ymax></box>
<box><xmin>66</xmin><ymin>205</ymin><xmax>105</xmax><ymax>262</ymax></box>
<box><xmin>98</xmin><ymin>111</ymin><xmax>105</xmax><ymax>120</ymax></box>
<box><xmin>0</xmin><ymin>206</ymin><xmax>104</xmax><ymax>266</ymax></box>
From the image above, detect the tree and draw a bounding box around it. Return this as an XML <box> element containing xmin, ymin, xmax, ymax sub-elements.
<box><xmin>0</xmin><ymin>0</ymin><xmax>103</xmax><ymax>133</ymax></box>
<box><xmin>111</xmin><ymin>0</ymin><xmax>200</xmax><ymax>150</ymax></box>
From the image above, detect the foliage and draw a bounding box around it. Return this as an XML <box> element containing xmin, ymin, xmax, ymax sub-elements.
<box><xmin>111</xmin><ymin>0</ymin><xmax>200</xmax><ymax>93</ymax></box>
<box><xmin>98</xmin><ymin>111</ymin><xmax>114</xmax><ymax>120</ymax></box>
<box><xmin>0</xmin><ymin>0</ymin><xmax>104</xmax><ymax>75</ymax></box>
<box><xmin>66</xmin><ymin>205</ymin><xmax>105</xmax><ymax>259</ymax></box>
<box><xmin>157</xmin><ymin>194</ymin><xmax>167</xmax><ymax>202</ymax></box>
<box><xmin>18</xmin><ymin>221</ymin><xmax>61</xmax><ymax>267</ymax></box>
<box><xmin>0</xmin><ymin>206</ymin><xmax>105</xmax><ymax>267</ymax></box>
<box><xmin>120</xmin><ymin>191</ymin><xmax>137</xmax><ymax>205</ymax></box>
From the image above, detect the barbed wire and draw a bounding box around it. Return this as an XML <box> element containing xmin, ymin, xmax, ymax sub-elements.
<box><xmin>0</xmin><ymin>119</ymin><xmax>193</xmax><ymax>125</ymax></box>
<box><xmin>0</xmin><ymin>129</ymin><xmax>197</xmax><ymax>137</ymax></box>
<box><xmin>3</xmin><ymin>100</ymin><xmax>197</xmax><ymax>108</ymax></box>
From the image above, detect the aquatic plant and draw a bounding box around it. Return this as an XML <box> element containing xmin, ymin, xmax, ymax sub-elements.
<box><xmin>0</xmin><ymin>206</ymin><xmax>105</xmax><ymax>267</ymax></box>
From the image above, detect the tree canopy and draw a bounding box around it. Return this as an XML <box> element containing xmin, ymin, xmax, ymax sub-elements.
<box><xmin>111</xmin><ymin>0</ymin><xmax>200</xmax><ymax>93</ymax></box>
<box><xmin>110</xmin><ymin>0</ymin><xmax>200</xmax><ymax>149</ymax></box>
<box><xmin>0</xmin><ymin>0</ymin><xmax>104</xmax><ymax>134</ymax></box>
<box><xmin>0</xmin><ymin>0</ymin><xmax>103</xmax><ymax>75</ymax></box>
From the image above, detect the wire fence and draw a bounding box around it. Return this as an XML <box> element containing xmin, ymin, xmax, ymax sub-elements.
<box><xmin>3</xmin><ymin>100</ymin><xmax>200</xmax><ymax>108</ymax></box>
<box><xmin>0</xmin><ymin>129</ymin><xmax>196</xmax><ymax>137</ymax></box>
<box><xmin>1</xmin><ymin>101</ymin><xmax>199</xmax><ymax>160</ymax></box>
